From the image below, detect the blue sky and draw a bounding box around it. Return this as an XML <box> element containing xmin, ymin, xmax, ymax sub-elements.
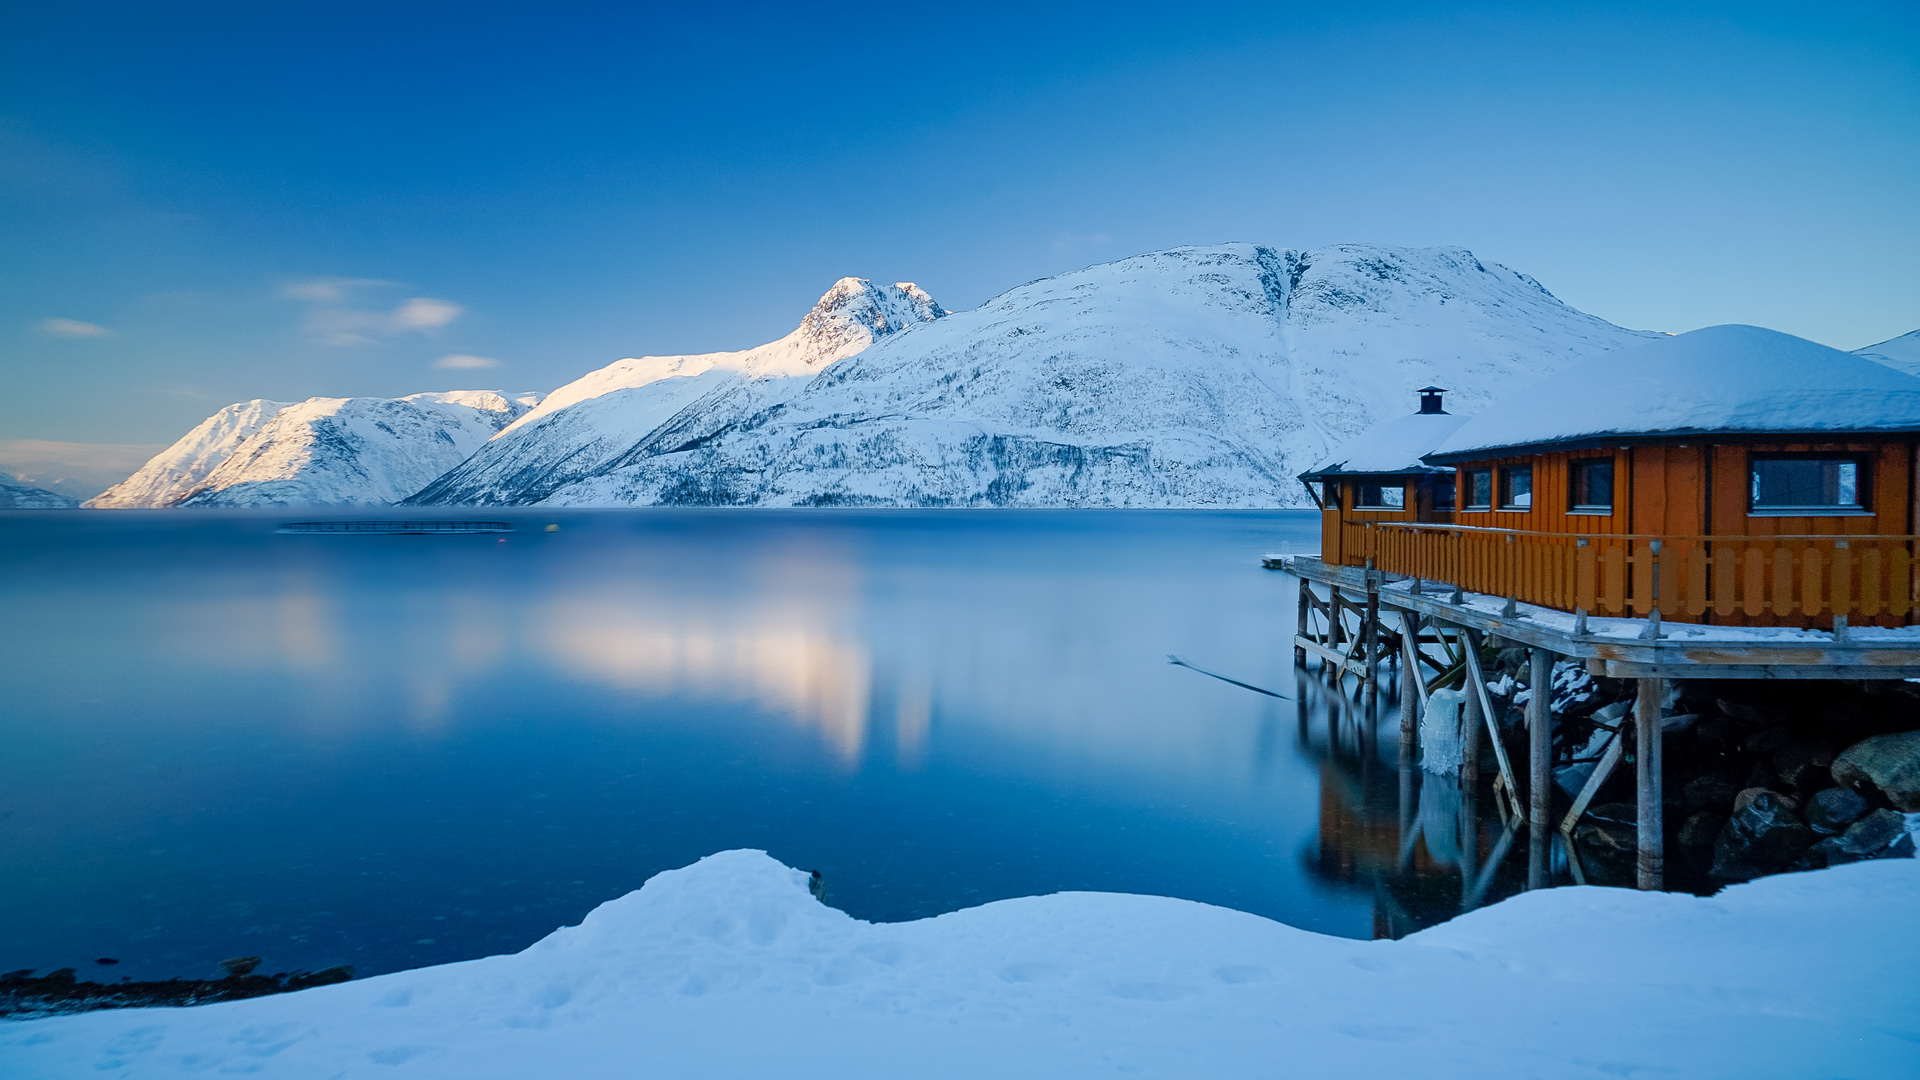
<box><xmin>2</xmin><ymin>1</ymin><xmax>1916</xmax><ymax>472</ymax></box>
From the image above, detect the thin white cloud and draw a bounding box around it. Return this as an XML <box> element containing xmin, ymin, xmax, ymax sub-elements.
<box><xmin>433</xmin><ymin>353</ymin><xmax>502</xmax><ymax>369</ymax></box>
<box><xmin>394</xmin><ymin>297</ymin><xmax>461</xmax><ymax>330</ymax></box>
<box><xmin>300</xmin><ymin>296</ymin><xmax>465</xmax><ymax>346</ymax></box>
<box><xmin>39</xmin><ymin>317</ymin><xmax>114</xmax><ymax>338</ymax></box>
<box><xmin>279</xmin><ymin>277</ymin><xmax>395</xmax><ymax>302</ymax></box>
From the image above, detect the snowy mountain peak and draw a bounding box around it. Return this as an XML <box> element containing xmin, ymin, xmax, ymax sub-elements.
<box><xmin>799</xmin><ymin>278</ymin><xmax>949</xmax><ymax>357</ymax></box>
<box><xmin>491</xmin><ymin>277</ymin><xmax>947</xmax><ymax>441</ymax></box>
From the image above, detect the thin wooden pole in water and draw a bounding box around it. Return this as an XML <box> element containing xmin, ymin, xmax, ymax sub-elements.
<box><xmin>1397</xmin><ymin>611</ymin><xmax>1421</xmax><ymax>768</ymax></box>
<box><xmin>1328</xmin><ymin>586</ymin><xmax>1346</xmax><ymax>688</ymax></box>
<box><xmin>1294</xmin><ymin>577</ymin><xmax>1310</xmax><ymax>669</ymax></box>
<box><xmin>1528</xmin><ymin>647</ymin><xmax>1553</xmax><ymax>890</ymax></box>
<box><xmin>1636</xmin><ymin>677</ymin><xmax>1666</xmax><ymax>891</ymax></box>
<box><xmin>1362</xmin><ymin>585</ymin><xmax>1380</xmax><ymax>712</ymax></box>
<box><xmin>1459</xmin><ymin>644</ymin><xmax>1482</xmax><ymax>908</ymax></box>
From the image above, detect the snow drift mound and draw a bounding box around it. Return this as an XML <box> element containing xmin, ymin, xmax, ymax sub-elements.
<box><xmin>91</xmin><ymin>391</ymin><xmax>542</xmax><ymax>508</ymax></box>
<box><xmin>3</xmin><ymin>849</ymin><xmax>1914</xmax><ymax>1078</ymax></box>
<box><xmin>408</xmin><ymin>277</ymin><xmax>946</xmax><ymax>506</ymax></box>
<box><xmin>415</xmin><ymin>243</ymin><xmax>1656</xmax><ymax>508</ymax></box>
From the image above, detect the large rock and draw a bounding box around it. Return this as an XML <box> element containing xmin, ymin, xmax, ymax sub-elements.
<box><xmin>1711</xmin><ymin>791</ymin><xmax>1813</xmax><ymax>880</ymax></box>
<box><xmin>1831</xmin><ymin>731</ymin><xmax>1920</xmax><ymax>811</ymax></box>
<box><xmin>1805</xmin><ymin>788</ymin><xmax>1868</xmax><ymax>836</ymax></box>
<box><xmin>1809</xmin><ymin>809</ymin><xmax>1916</xmax><ymax>867</ymax></box>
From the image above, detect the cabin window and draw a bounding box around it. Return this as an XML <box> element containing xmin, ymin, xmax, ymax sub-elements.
<box><xmin>1464</xmin><ymin>469</ymin><xmax>1493</xmax><ymax>511</ymax></box>
<box><xmin>1499</xmin><ymin>465</ymin><xmax>1533</xmax><ymax>510</ymax></box>
<box><xmin>1570</xmin><ymin>458</ymin><xmax>1614</xmax><ymax>513</ymax></box>
<box><xmin>1323</xmin><ymin>482</ymin><xmax>1339</xmax><ymax>508</ymax></box>
<box><xmin>1432</xmin><ymin>474</ymin><xmax>1456</xmax><ymax>511</ymax></box>
<box><xmin>1356</xmin><ymin>481</ymin><xmax>1406</xmax><ymax>510</ymax></box>
<box><xmin>1749</xmin><ymin>456</ymin><xmax>1866</xmax><ymax>514</ymax></box>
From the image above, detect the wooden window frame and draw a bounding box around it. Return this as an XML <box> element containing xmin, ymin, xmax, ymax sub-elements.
<box><xmin>1568</xmin><ymin>457</ymin><xmax>1614</xmax><ymax>515</ymax></box>
<box><xmin>1747</xmin><ymin>452</ymin><xmax>1872</xmax><ymax>517</ymax></box>
<box><xmin>1462</xmin><ymin>468</ymin><xmax>1493</xmax><ymax>512</ymax></box>
<box><xmin>1354</xmin><ymin>480</ymin><xmax>1407</xmax><ymax>511</ymax></box>
<box><xmin>1498</xmin><ymin>464</ymin><xmax>1533</xmax><ymax>511</ymax></box>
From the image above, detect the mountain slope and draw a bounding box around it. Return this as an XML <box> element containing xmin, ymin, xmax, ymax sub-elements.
<box><xmin>1856</xmin><ymin>329</ymin><xmax>1920</xmax><ymax>377</ymax></box>
<box><xmin>0</xmin><ymin>473</ymin><xmax>80</xmax><ymax>508</ymax></box>
<box><xmin>93</xmin><ymin>392</ymin><xmax>541</xmax><ymax>508</ymax></box>
<box><xmin>88</xmin><ymin>399</ymin><xmax>293</xmax><ymax>508</ymax></box>
<box><xmin>408</xmin><ymin>278</ymin><xmax>945</xmax><ymax>506</ymax></box>
<box><xmin>436</xmin><ymin>243</ymin><xmax>1656</xmax><ymax>508</ymax></box>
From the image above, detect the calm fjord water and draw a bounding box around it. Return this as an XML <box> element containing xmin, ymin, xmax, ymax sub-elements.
<box><xmin>2</xmin><ymin>510</ymin><xmax>1446</xmax><ymax>983</ymax></box>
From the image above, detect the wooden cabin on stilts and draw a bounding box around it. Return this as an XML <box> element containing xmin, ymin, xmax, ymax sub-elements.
<box><xmin>1278</xmin><ymin>325</ymin><xmax>1920</xmax><ymax>894</ymax></box>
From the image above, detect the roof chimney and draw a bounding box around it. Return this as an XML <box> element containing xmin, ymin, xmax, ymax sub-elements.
<box><xmin>1418</xmin><ymin>386</ymin><xmax>1448</xmax><ymax>415</ymax></box>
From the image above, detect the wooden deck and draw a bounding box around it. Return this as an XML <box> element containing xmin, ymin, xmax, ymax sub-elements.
<box><xmin>1281</xmin><ymin>554</ymin><xmax>1920</xmax><ymax>679</ymax></box>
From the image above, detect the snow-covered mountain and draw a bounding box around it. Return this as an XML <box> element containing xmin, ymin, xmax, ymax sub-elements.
<box><xmin>90</xmin><ymin>391</ymin><xmax>542</xmax><ymax>508</ymax></box>
<box><xmin>412</xmin><ymin>244</ymin><xmax>1658</xmax><ymax>508</ymax></box>
<box><xmin>1856</xmin><ymin>329</ymin><xmax>1920</xmax><ymax>377</ymax></box>
<box><xmin>0</xmin><ymin>473</ymin><xmax>80</xmax><ymax>508</ymax></box>
<box><xmin>409</xmin><ymin>278</ymin><xmax>945</xmax><ymax>506</ymax></box>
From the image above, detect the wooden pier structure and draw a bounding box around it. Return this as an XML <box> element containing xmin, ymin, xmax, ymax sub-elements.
<box><xmin>1279</xmin><ymin>552</ymin><xmax>1920</xmax><ymax>891</ymax></box>
<box><xmin>1284</xmin><ymin>327</ymin><xmax>1920</xmax><ymax>892</ymax></box>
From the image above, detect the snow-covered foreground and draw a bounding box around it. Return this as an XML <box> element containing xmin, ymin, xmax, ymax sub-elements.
<box><xmin>4</xmin><ymin>851</ymin><xmax>1914</xmax><ymax>1079</ymax></box>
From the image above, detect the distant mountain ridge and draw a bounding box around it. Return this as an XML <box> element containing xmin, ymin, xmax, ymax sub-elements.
<box><xmin>1856</xmin><ymin>329</ymin><xmax>1920</xmax><ymax>377</ymax></box>
<box><xmin>92</xmin><ymin>243</ymin><xmax>1754</xmax><ymax>510</ymax></box>
<box><xmin>410</xmin><ymin>243</ymin><xmax>1660</xmax><ymax>508</ymax></box>
<box><xmin>0</xmin><ymin>473</ymin><xmax>79</xmax><ymax>509</ymax></box>
<box><xmin>90</xmin><ymin>391</ymin><xmax>542</xmax><ymax>508</ymax></box>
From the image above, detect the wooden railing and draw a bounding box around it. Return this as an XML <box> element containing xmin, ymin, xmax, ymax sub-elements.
<box><xmin>1341</xmin><ymin>521</ymin><xmax>1920</xmax><ymax>624</ymax></box>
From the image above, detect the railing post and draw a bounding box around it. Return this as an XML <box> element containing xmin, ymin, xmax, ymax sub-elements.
<box><xmin>1502</xmin><ymin>532</ymin><xmax>1519</xmax><ymax>618</ymax></box>
<box><xmin>1642</xmin><ymin>538</ymin><xmax>1663</xmax><ymax>640</ymax></box>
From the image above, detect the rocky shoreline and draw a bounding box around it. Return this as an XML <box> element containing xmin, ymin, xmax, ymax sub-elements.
<box><xmin>0</xmin><ymin>958</ymin><xmax>354</xmax><ymax>1021</ymax></box>
<box><xmin>1474</xmin><ymin>652</ymin><xmax>1920</xmax><ymax>889</ymax></box>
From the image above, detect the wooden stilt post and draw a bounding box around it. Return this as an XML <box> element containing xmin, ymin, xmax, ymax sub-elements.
<box><xmin>1397</xmin><ymin>611</ymin><xmax>1421</xmax><ymax>769</ymax></box>
<box><xmin>1527</xmin><ymin>647</ymin><xmax>1553</xmax><ymax>890</ymax></box>
<box><xmin>1327</xmin><ymin>586</ymin><xmax>1345</xmax><ymax>686</ymax></box>
<box><xmin>1636</xmin><ymin>676</ymin><xmax>1666</xmax><ymax>890</ymax></box>
<box><xmin>1363</xmin><ymin>584</ymin><xmax>1380</xmax><ymax>712</ymax></box>
<box><xmin>1294</xmin><ymin>577</ymin><xmax>1310</xmax><ymax>669</ymax></box>
<box><xmin>1458</xmin><ymin>648</ymin><xmax>1482</xmax><ymax>909</ymax></box>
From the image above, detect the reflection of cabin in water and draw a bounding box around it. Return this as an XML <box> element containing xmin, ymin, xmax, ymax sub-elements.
<box><xmin>1280</xmin><ymin>325</ymin><xmax>1920</xmax><ymax>895</ymax></box>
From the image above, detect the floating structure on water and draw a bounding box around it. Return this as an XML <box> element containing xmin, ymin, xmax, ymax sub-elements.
<box><xmin>1282</xmin><ymin>325</ymin><xmax>1920</xmax><ymax>892</ymax></box>
<box><xmin>276</xmin><ymin>520</ymin><xmax>515</xmax><ymax>535</ymax></box>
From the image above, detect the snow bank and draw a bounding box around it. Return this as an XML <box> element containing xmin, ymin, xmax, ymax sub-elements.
<box><xmin>4</xmin><ymin>850</ymin><xmax>1913</xmax><ymax>1078</ymax></box>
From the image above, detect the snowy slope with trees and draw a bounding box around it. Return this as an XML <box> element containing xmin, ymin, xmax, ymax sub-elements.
<box><xmin>409</xmin><ymin>278</ymin><xmax>946</xmax><ymax>506</ymax></box>
<box><xmin>3</xmin><ymin>850</ymin><xmax>1913</xmax><ymax>1078</ymax></box>
<box><xmin>90</xmin><ymin>392</ymin><xmax>541</xmax><ymax>508</ymax></box>
<box><xmin>412</xmin><ymin>244</ymin><xmax>1658</xmax><ymax>509</ymax></box>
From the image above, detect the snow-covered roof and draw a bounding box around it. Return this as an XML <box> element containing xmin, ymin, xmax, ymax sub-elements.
<box><xmin>1425</xmin><ymin>325</ymin><xmax>1920</xmax><ymax>462</ymax></box>
<box><xmin>1301</xmin><ymin>409</ymin><xmax>1470</xmax><ymax>479</ymax></box>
